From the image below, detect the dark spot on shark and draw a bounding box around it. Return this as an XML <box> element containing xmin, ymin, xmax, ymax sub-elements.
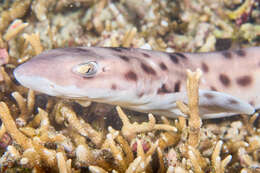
<box><xmin>228</xmin><ymin>99</ymin><xmax>238</xmax><ymax>105</ymax></box>
<box><xmin>119</xmin><ymin>55</ymin><xmax>130</xmax><ymax>62</ymax></box>
<box><xmin>175</xmin><ymin>52</ymin><xmax>187</xmax><ymax>59</ymax></box>
<box><xmin>62</xmin><ymin>47</ymin><xmax>90</xmax><ymax>53</ymax></box>
<box><xmin>249</xmin><ymin>100</ymin><xmax>255</xmax><ymax>106</ymax></box>
<box><xmin>204</xmin><ymin>93</ymin><xmax>214</xmax><ymax>99</ymax></box>
<box><xmin>222</xmin><ymin>51</ymin><xmax>232</xmax><ymax>59</ymax></box>
<box><xmin>210</xmin><ymin>86</ymin><xmax>217</xmax><ymax>91</ymax></box>
<box><xmin>138</xmin><ymin>92</ymin><xmax>144</xmax><ymax>97</ymax></box>
<box><xmin>157</xmin><ymin>84</ymin><xmax>172</xmax><ymax>94</ymax></box>
<box><xmin>168</xmin><ymin>53</ymin><xmax>179</xmax><ymax>64</ymax></box>
<box><xmin>235</xmin><ymin>49</ymin><xmax>246</xmax><ymax>57</ymax></box>
<box><xmin>110</xmin><ymin>47</ymin><xmax>128</xmax><ymax>52</ymax></box>
<box><xmin>142</xmin><ymin>53</ymin><xmax>150</xmax><ymax>58</ymax></box>
<box><xmin>102</xmin><ymin>67</ymin><xmax>107</xmax><ymax>72</ymax></box>
<box><xmin>219</xmin><ymin>74</ymin><xmax>231</xmax><ymax>87</ymax></box>
<box><xmin>236</xmin><ymin>75</ymin><xmax>252</xmax><ymax>87</ymax></box>
<box><xmin>201</xmin><ymin>62</ymin><xmax>209</xmax><ymax>73</ymax></box>
<box><xmin>159</xmin><ymin>62</ymin><xmax>168</xmax><ymax>71</ymax></box>
<box><xmin>111</xmin><ymin>84</ymin><xmax>117</xmax><ymax>90</ymax></box>
<box><xmin>174</xmin><ymin>81</ymin><xmax>181</xmax><ymax>92</ymax></box>
<box><xmin>141</xmin><ymin>63</ymin><xmax>156</xmax><ymax>75</ymax></box>
<box><xmin>125</xmin><ymin>71</ymin><xmax>138</xmax><ymax>81</ymax></box>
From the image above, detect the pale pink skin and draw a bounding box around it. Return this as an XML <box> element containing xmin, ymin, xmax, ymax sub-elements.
<box><xmin>14</xmin><ymin>47</ymin><xmax>260</xmax><ymax>119</ymax></box>
<box><xmin>0</xmin><ymin>48</ymin><xmax>9</xmax><ymax>81</ymax></box>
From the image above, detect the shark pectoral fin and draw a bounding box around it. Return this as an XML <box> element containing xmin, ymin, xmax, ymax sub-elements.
<box><xmin>198</xmin><ymin>90</ymin><xmax>255</xmax><ymax>119</ymax></box>
<box><xmin>167</xmin><ymin>90</ymin><xmax>255</xmax><ymax>119</ymax></box>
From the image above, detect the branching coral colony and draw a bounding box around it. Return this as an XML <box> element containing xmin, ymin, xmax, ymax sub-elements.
<box><xmin>0</xmin><ymin>0</ymin><xmax>259</xmax><ymax>172</ymax></box>
<box><xmin>1</xmin><ymin>64</ymin><xmax>259</xmax><ymax>173</ymax></box>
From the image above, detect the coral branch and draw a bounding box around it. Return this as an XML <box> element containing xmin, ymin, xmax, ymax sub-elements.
<box><xmin>186</xmin><ymin>69</ymin><xmax>202</xmax><ymax>147</ymax></box>
<box><xmin>89</xmin><ymin>165</ymin><xmax>108</xmax><ymax>173</ymax></box>
<box><xmin>23</xmin><ymin>33</ymin><xmax>43</xmax><ymax>55</ymax></box>
<box><xmin>0</xmin><ymin>102</ymin><xmax>32</xmax><ymax>149</ymax></box>
<box><xmin>3</xmin><ymin>19</ymin><xmax>28</xmax><ymax>41</ymax></box>
<box><xmin>56</xmin><ymin>152</ymin><xmax>70</xmax><ymax>173</ymax></box>
<box><xmin>11</xmin><ymin>89</ymin><xmax>35</xmax><ymax>127</ymax></box>
<box><xmin>0</xmin><ymin>125</ymin><xmax>6</xmax><ymax>138</ymax></box>
<box><xmin>212</xmin><ymin>140</ymin><xmax>232</xmax><ymax>173</ymax></box>
<box><xmin>188</xmin><ymin>145</ymin><xmax>207</xmax><ymax>173</ymax></box>
<box><xmin>59</xmin><ymin>104</ymin><xmax>103</xmax><ymax>146</ymax></box>
<box><xmin>0</xmin><ymin>0</ymin><xmax>31</xmax><ymax>32</ymax></box>
<box><xmin>0</xmin><ymin>102</ymin><xmax>59</xmax><ymax>169</ymax></box>
<box><xmin>116</xmin><ymin>106</ymin><xmax>177</xmax><ymax>140</ymax></box>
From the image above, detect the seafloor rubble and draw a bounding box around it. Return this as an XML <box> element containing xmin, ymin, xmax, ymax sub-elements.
<box><xmin>0</xmin><ymin>0</ymin><xmax>259</xmax><ymax>172</ymax></box>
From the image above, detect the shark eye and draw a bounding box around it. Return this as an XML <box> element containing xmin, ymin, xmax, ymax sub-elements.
<box><xmin>72</xmin><ymin>61</ymin><xmax>99</xmax><ymax>77</ymax></box>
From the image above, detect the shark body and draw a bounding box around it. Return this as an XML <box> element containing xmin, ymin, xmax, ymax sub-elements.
<box><xmin>14</xmin><ymin>47</ymin><xmax>260</xmax><ymax>119</ymax></box>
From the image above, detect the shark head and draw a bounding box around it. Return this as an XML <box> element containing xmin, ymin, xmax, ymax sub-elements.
<box><xmin>14</xmin><ymin>48</ymin><xmax>140</xmax><ymax>101</ymax></box>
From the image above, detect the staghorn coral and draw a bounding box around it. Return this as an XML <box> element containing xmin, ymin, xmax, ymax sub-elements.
<box><xmin>0</xmin><ymin>0</ymin><xmax>31</xmax><ymax>33</ymax></box>
<box><xmin>226</xmin><ymin>0</ymin><xmax>256</xmax><ymax>25</ymax></box>
<box><xmin>185</xmin><ymin>69</ymin><xmax>202</xmax><ymax>147</ymax></box>
<box><xmin>3</xmin><ymin>19</ymin><xmax>29</xmax><ymax>41</ymax></box>
<box><xmin>211</xmin><ymin>141</ymin><xmax>232</xmax><ymax>173</ymax></box>
<box><xmin>0</xmin><ymin>102</ymin><xmax>57</xmax><ymax>168</ymax></box>
<box><xmin>0</xmin><ymin>0</ymin><xmax>259</xmax><ymax>172</ymax></box>
<box><xmin>54</xmin><ymin>102</ymin><xmax>104</xmax><ymax>147</ymax></box>
<box><xmin>116</xmin><ymin>106</ymin><xmax>177</xmax><ymax>141</ymax></box>
<box><xmin>23</xmin><ymin>33</ymin><xmax>44</xmax><ymax>55</ymax></box>
<box><xmin>56</xmin><ymin>152</ymin><xmax>72</xmax><ymax>173</ymax></box>
<box><xmin>238</xmin><ymin>147</ymin><xmax>260</xmax><ymax>172</ymax></box>
<box><xmin>12</xmin><ymin>89</ymin><xmax>35</xmax><ymax>127</ymax></box>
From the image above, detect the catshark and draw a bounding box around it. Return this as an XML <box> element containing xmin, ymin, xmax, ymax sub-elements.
<box><xmin>13</xmin><ymin>47</ymin><xmax>260</xmax><ymax>119</ymax></box>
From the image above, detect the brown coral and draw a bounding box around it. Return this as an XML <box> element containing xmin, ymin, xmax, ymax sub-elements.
<box><xmin>0</xmin><ymin>0</ymin><xmax>259</xmax><ymax>172</ymax></box>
